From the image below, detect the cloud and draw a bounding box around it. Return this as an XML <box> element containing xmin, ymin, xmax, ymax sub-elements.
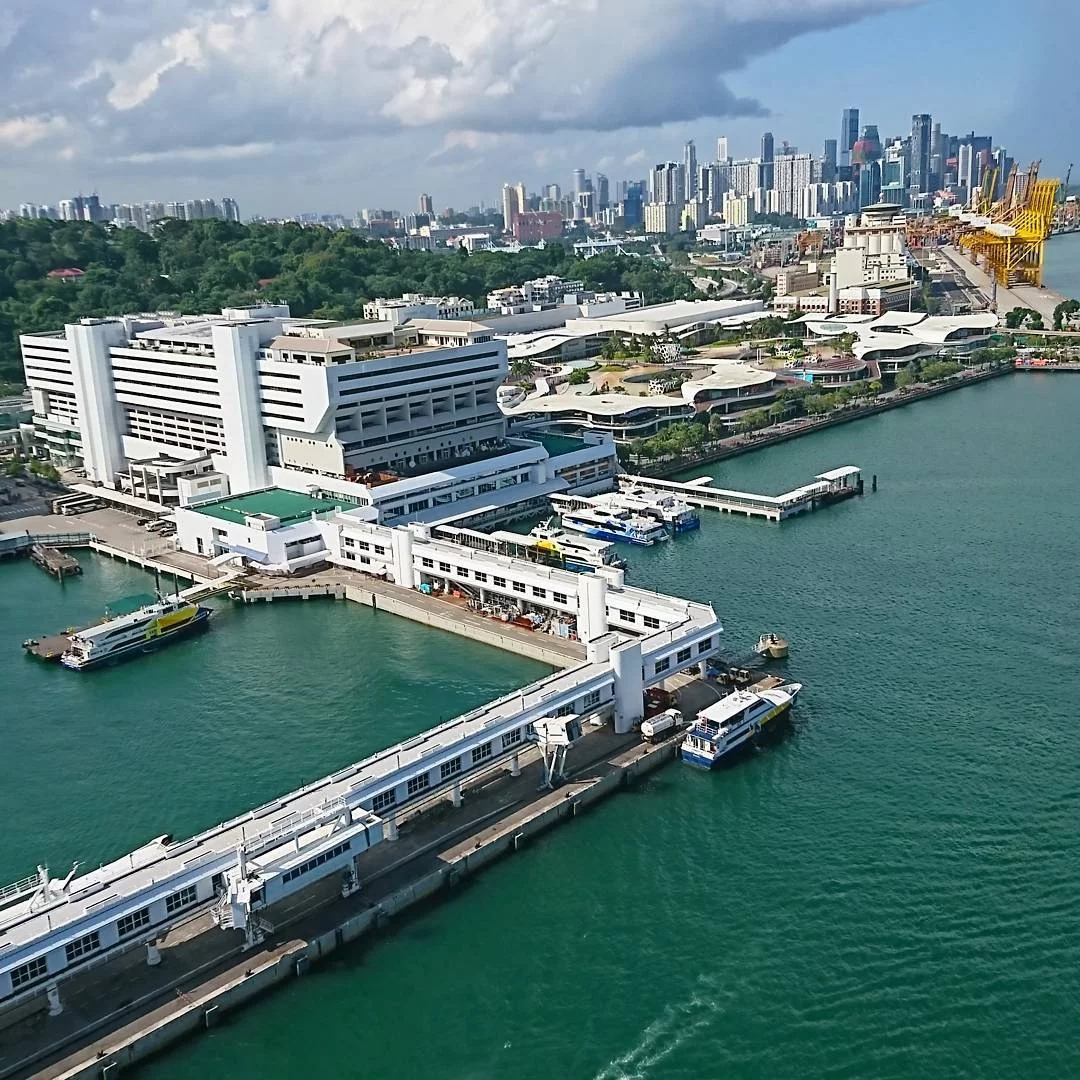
<box><xmin>0</xmin><ymin>114</ymin><xmax>67</xmax><ymax>148</ymax></box>
<box><xmin>0</xmin><ymin>0</ymin><xmax>916</xmax><ymax>165</ymax></box>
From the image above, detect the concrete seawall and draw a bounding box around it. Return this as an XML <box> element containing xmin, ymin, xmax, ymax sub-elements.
<box><xmin>30</xmin><ymin>733</ymin><xmax>679</xmax><ymax>1080</ymax></box>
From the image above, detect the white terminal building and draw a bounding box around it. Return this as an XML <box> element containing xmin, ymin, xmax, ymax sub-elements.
<box><xmin>18</xmin><ymin>305</ymin><xmax>618</xmax><ymax>528</ymax></box>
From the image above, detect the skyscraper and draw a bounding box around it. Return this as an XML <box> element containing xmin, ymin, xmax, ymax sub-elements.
<box><xmin>760</xmin><ymin>132</ymin><xmax>775</xmax><ymax>190</ymax></box>
<box><xmin>572</xmin><ymin>168</ymin><xmax>587</xmax><ymax>195</ymax></box>
<box><xmin>716</xmin><ymin>136</ymin><xmax>730</xmax><ymax>163</ymax></box>
<box><xmin>823</xmin><ymin>139</ymin><xmax>838</xmax><ymax>183</ymax></box>
<box><xmin>222</xmin><ymin>197</ymin><xmax>241</xmax><ymax>222</ymax></box>
<box><xmin>910</xmin><ymin>113</ymin><xmax>932</xmax><ymax>196</ymax></box>
<box><xmin>650</xmin><ymin>162</ymin><xmax>685</xmax><ymax>206</ymax></box>
<box><xmin>419</xmin><ymin>193</ymin><xmax>434</xmax><ymax>216</ymax></box>
<box><xmin>501</xmin><ymin>183</ymin><xmax>519</xmax><ymax>232</ymax></box>
<box><xmin>684</xmin><ymin>140</ymin><xmax>698</xmax><ymax>199</ymax></box>
<box><xmin>840</xmin><ymin>108</ymin><xmax>860</xmax><ymax>167</ymax></box>
<box><xmin>596</xmin><ymin>173</ymin><xmax>610</xmax><ymax>210</ymax></box>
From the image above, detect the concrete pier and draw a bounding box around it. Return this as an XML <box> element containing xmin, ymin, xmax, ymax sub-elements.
<box><xmin>0</xmin><ymin>721</ymin><xmax>689</xmax><ymax>1080</ymax></box>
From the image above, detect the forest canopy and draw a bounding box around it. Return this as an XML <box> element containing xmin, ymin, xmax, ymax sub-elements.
<box><xmin>0</xmin><ymin>219</ymin><xmax>700</xmax><ymax>384</ymax></box>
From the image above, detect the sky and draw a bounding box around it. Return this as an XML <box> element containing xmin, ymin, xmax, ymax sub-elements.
<box><xmin>0</xmin><ymin>0</ymin><xmax>1072</xmax><ymax>218</ymax></box>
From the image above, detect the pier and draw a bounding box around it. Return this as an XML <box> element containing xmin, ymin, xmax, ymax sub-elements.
<box><xmin>29</xmin><ymin>544</ymin><xmax>81</xmax><ymax>581</ymax></box>
<box><xmin>610</xmin><ymin>467</ymin><xmax>863</xmax><ymax>522</ymax></box>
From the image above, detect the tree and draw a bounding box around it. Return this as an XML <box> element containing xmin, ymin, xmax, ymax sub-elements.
<box><xmin>509</xmin><ymin>357</ymin><xmax>535</xmax><ymax>381</ymax></box>
<box><xmin>601</xmin><ymin>335</ymin><xmax>620</xmax><ymax>361</ymax></box>
<box><xmin>4</xmin><ymin>459</ymin><xmax>23</xmax><ymax>478</ymax></box>
<box><xmin>568</xmin><ymin>368</ymin><xmax>591</xmax><ymax>385</ymax></box>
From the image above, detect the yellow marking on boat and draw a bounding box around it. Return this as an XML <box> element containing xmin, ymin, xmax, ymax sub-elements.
<box><xmin>145</xmin><ymin>606</ymin><xmax>197</xmax><ymax>639</ymax></box>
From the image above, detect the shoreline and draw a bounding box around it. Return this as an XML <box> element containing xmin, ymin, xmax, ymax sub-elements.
<box><xmin>634</xmin><ymin>366</ymin><xmax>1011</xmax><ymax>480</ymax></box>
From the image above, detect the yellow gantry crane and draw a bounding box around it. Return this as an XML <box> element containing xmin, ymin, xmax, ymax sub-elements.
<box><xmin>958</xmin><ymin>160</ymin><xmax>1061</xmax><ymax>287</ymax></box>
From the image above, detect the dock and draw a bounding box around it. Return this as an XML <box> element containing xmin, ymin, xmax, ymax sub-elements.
<box><xmin>29</xmin><ymin>544</ymin><xmax>81</xmax><ymax>580</ymax></box>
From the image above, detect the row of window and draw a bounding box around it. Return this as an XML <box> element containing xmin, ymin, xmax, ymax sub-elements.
<box><xmin>281</xmin><ymin>841</ymin><xmax>352</xmax><ymax>885</ymax></box>
<box><xmin>7</xmin><ymin>880</ymin><xmax>210</xmax><ymax>992</ymax></box>
<box><xmin>653</xmin><ymin>638</ymin><xmax>714</xmax><ymax>676</ymax></box>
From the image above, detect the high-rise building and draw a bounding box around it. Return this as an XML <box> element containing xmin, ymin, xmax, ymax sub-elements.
<box><xmin>418</xmin><ymin>193</ymin><xmax>434</xmax><ymax>216</ymax></box>
<box><xmin>823</xmin><ymin>139</ymin><xmax>838</xmax><ymax>183</ymax></box>
<box><xmin>773</xmin><ymin>154</ymin><xmax>813</xmax><ymax>216</ymax></box>
<box><xmin>596</xmin><ymin>173</ymin><xmax>610</xmax><ymax>211</ymax></box>
<box><xmin>222</xmin><ymin>197</ymin><xmax>240</xmax><ymax>223</ymax></box>
<box><xmin>957</xmin><ymin>143</ymin><xmax>976</xmax><ymax>203</ymax></box>
<box><xmin>650</xmin><ymin>162</ymin><xmax>685</xmax><ymax>206</ymax></box>
<box><xmin>543</xmin><ymin>183</ymin><xmax>561</xmax><ymax>203</ymax></box>
<box><xmin>716</xmin><ymin>136</ymin><xmax>730</xmax><ymax>163</ymax></box>
<box><xmin>840</xmin><ymin>108</ymin><xmax>860</xmax><ymax>168</ymax></box>
<box><xmin>910</xmin><ymin>113</ymin><xmax>933</xmax><ymax>197</ymax></box>
<box><xmin>684</xmin><ymin>140</ymin><xmax>698</xmax><ymax>199</ymax></box>
<box><xmin>760</xmin><ymin>132</ymin><xmax>775</xmax><ymax>190</ymax></box>
<box><xmin>501</xmin><ymin>183</ymin><xmax>519</xmax><ymax>232</ymax></box>
<box><xmin>572</xmin><ymin>168</ymin><xmax>587</xmax><ymax>195</ymax></box>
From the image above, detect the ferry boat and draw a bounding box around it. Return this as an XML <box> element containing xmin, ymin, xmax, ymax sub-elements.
<box><xmin>60</xmin><ymin>596</ymin><xmax>212</xmax><ymax>670</ymax></box>
<box><xmin>524</xmin><ymin>520</ymin><xmax>627</xmax><ymax>571</ymax></box>
<box><xmin>604</xmin><ymin>488</ymin><xmax>700</xmax><ymax>534</ymax></box>
<box><xmin>559</xmin><ymin>506</ymin><xmax>668</xmax><ymax>546</ymax></box>
<box><xmin>680</xmin><ymin>682</ymin><xmax>802</xmax><ymax>768</ymax></box>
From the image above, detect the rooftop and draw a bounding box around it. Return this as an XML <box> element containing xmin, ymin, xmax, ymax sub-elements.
<box><xmin>191</xmin><ymin>488</ymin><xmax>345</xmax><ymax>526</ymax></box>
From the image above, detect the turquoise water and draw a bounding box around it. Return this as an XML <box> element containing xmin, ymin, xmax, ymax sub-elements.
<box><xmin>1044</xmin><ymin>229</ymin><xmax>1080</xmax><ymax>300</ymax></box>
<box><xmin>5</xmin><ymin>373</ymin><xmax>1080</xmax><ymax>1078</ymax></box>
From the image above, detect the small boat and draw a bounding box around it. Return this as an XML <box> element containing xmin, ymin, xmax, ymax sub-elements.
<box><xmin>680</xmin><ymin>683</ymin><xmax>802</xmax><ymax>768</ymax></box>
<box><xmin>755</xmin><ymin>632</ymin><xmax>789</xmax><ymax>659</ymax></box>
<box><xmin>559</xmin><ymin>507</ymin><xmax>668</xmax><ymax>546</ymax></box>
<box><xmin>60</xmin><ymin>596</ymin><xmax>212</xmax><ymax>670</ymax></box>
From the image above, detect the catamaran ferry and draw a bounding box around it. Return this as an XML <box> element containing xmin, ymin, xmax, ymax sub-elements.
<box><xmin>559</xmin><ymin>506</ymin><xmax>668</xmax><ymax>546</ymax></box>
<box><xmin>680</xmin><ymin>682</ymin><xmax>802</xmax><ymax>768</ymax></box>
<box><xmin>60</xmin><ymin>596</ymin><xmax>212</xmax><ymax>670</ymax></box>
<box><xmin>602</xmin><ymin>488</ymin><xmax>701</xmax><ymax>534</ymax></box>
<box><xmin>522</xmin><ymin>520</ymin><xmax>627</xmax><ymax>571</ymax></box>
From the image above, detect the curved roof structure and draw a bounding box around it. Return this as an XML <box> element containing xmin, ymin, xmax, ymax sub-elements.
<box><xmin>680</xmin><ymin>365</ymin><xmax>775</xmax><ymax>404</ymax></box>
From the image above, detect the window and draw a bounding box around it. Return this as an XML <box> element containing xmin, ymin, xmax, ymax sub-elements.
<box><xmin>117</xmin><ymin>907</ymin><xmax>152</xmax><ymax>938</ymax></box>
<box><xmin>407</xmin><ymin>500</ymin><xmax>429</xmax><ymax>513</ymax></box>
<box><xmin>10</xmin><ymin>956</ymin><xmax>48</xmax><ymax>989</ymax></box>
<box><xmin>532</xmin><ymin>587</ymin><xmax>546</xmax><ymax>599</ymax></box>
<box><xmin>553</xmin><ymin>592</ymin><xmax>568</xmax><ymax>604</ymax></box>
<box><xmin>474</xmin><ymin>571</ymin><xmax>487</xmax><ymax>583</ymax></box>
<box><xmin>493</xmin><ymin>576</ymin><xmax>507</xmax><ymax>589</ymax></box>
<box><xmin>457</xmin><ymin>568</ymin><xmax>469</xmax><ymax>578</ymax></box>
<box><xmin>643</xmin><ymin>615</ymin><xmax>660</xmax><ymax>630</ymax></box>
<box><xmin>654</xmin><ymin>658</ymin><xmax>671</xmax><ymax>674</ymax></box>
<box><xmin>512</xmin><ymin>581</ymin><xmax>525</xmax><ymax>594</ymax></box>
<box><xmin>421</xmin><ymin>558</ymin><xmax>434</xmax><ymax>568</ymax></box>
<box><xmin>165</xmin><ymin>884</ymin><xmax>198</xmax><ymax>914</ymax></box>
<box><xmin>372</xmin><ymin>789</ymin><xmax>397</xmax><ymax>812</ymax></box>
<box><xmin>619</xmin><ymin>610</ymin><xmax>636</xmax><ymax>623</ymax></box>
<box><xmin>65</xmin><ymin>931</ymin><xmax>101</xmax><ymax>963</ymax></box>
<box><xmin>281</xmin><ymin>841</ymin><xmax>352</xmax><ymax>884</ymax></box>
<box><xmin>374</xmin><ymin>545</ymin><xmax>386</xmax><ymax>555</ymax></box>
<box><xmin>698</xmin><ymin>638</ymin><xmax>713</xmax><ymax>654</ymax></box>
<box><xmin>407</xmin><ymin>773</ymin><xmax>431</xmax><ymax>796</ymax></box>
<box><xmin>439</xmin><ymin>562</ymin><xmax>451</xmax><ymax>573</ymax></box>
<box><xmin>556</xmin><ymin>703</ymin><xmax>575</xmax><ymax>717</ymax></box>
<box><xmin>501</xmin><ymin>728</ymin><xmax>522</xmax><ymax>749</ymax></box>
<box><xmin>583</xmin><ymin>689</ymin><xmax>602</xmax><ymax>709</ymax></box>
<box><xmin>471</xmin><ymin>742</ymin><xmax>493</xmax><ymax>764</ymax></box>
<box><xmin>343</xmin><ymin>536</ymin><xmax>355</xmax><ymax>548</ymax></box>
<box><xmin>676</xmin><ymin>647</ymin><xmax>691</xmax><ymax>664</ymax></box>
<box><xmin>358</xmin><ymin>541</ymin><xmax>371</xmax><ymax>552</ymax></box>
<box><xmin>440</xmin><ymin>758</ymin><xmax>462</xmax><ymax>780</ymax></box>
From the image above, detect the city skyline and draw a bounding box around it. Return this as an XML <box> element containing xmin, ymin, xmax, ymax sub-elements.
<box><xmin>0</xmin><ymin>0</ymin><xmax>1070</xmax><ymax>216</ymax></box>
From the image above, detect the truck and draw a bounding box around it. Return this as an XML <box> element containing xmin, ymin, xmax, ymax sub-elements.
<box><xmin>640</xmin><ymin>708</ymin><xmax>682</xmax><ymax>743</ymax></box>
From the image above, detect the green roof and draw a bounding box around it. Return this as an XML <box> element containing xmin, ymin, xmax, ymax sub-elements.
<box><xmin>192</xmin><ymin>488</ymin><xmax>344</xmax><ymax>526</ymax></box>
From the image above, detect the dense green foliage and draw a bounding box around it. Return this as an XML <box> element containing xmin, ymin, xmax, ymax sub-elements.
<box><xmin>1004</xmin><ymin>306</ymin><xmax>1044</xmax><ymax>330</ymax></box>
<box><xmin>0</xmin><ymin>219</ymin><xmax>701</xmax><ymax>383</ymax></box>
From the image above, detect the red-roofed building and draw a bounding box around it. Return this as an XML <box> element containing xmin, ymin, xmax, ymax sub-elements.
<box><xmin>46</xmin><ymin>268</ymin><xmax>86</xmax><ymax>281</ymax></box>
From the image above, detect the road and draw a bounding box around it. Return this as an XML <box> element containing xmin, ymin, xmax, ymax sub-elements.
<box><xmin>940</xmin><ymin>246</ymin><xmax>1066</xmax><ymax>321</ymax></box>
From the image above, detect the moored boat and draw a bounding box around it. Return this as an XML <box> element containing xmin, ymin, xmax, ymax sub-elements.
<box><xmin>559</xmin><ymin>507</ymin><xmax>668</xmax><ymax>546</ymax></box>
<box><xmin>755</xmin><ymin>632</ymin><xmax>789</xmax><ymax>659</ymax></box>
<box><xmin>604</xmin><ymin>487</ymin><xmax>701</xmax><ymax>533</ymax></box>
<box><xmin>680</xmin><ymin>682</ymin><xmax>802</xmax><ymax>768</ymax></box>
<box><xmin>60</xmin><ymin>596</ymin><xmax>212</xmax><ymax>670</ymax></box>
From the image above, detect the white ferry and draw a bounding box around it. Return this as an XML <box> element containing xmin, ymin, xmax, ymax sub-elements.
<box><xmin>60</xmin><ymin>596</ymin><xmax>212</xmax><ymax>670</ymax></box>
<box><xmin>524</xmin><ymin>520</ymin><xmax>627</xmax><ymax>571</ymax></box>
<box><xmin>559</xmin><ymin>506</ymin><xmax>669</xmax><ymax>546</ymax></box>
<box><xmin>603</xmin><ymin>488</ymin><xmax>700</xmax><ymax>534</ymax></box>
<box><xmin>680</xmin><ymin>683</ymin><xmax>802</xmax><ymax>768</ymax></box>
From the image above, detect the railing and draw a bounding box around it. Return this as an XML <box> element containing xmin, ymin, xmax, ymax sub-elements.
<box><xmin>0</xmin><ymin>872</ymin><xmax>40</xmax><ymax>905</ymax></box>
<box><xmin>243</xmin><ymin>796</ymin><xmax>348</xmax><ymax>857</ymax></box>
<box><xmin>29</xmin><ymin>532</ymin><xmax>93</xmax><ymax>547</ymax></box>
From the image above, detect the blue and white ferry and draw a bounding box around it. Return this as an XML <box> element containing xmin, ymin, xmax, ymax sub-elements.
<box><xmin>680</xmin><ymin>683</ymin><xmax>802</xmax><ymax>768</ymax></box>
<box><xmin>560</xmin><ymin>506</ymin><xmax>668</xmax><ymax>546</ymax></box>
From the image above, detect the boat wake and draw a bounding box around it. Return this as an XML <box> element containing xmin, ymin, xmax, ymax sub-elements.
<box><xmin>592</xmin><ymin>982</ymin><xmax>722</xmax><ymax>1080</ymax></box>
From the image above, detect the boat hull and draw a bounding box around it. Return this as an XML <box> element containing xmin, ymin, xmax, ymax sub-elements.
<box><xmin>671</xmin><ymin>517</ymin><xmax>701</xmax><ymax>534</ymax></box>
<box><xmin>61</xmin><ymin>607</ymin><xmax>212</xmax><ymax>670</ymax></box>
<box><xmin>561</xmin><ymin>522</ymin><xmax>660</xmax><ymax>546</ymax></box>
<box><xmin>681</xmin><ymin>696</ymin><xmax>796</xmax><ymax>769</ymax></box>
